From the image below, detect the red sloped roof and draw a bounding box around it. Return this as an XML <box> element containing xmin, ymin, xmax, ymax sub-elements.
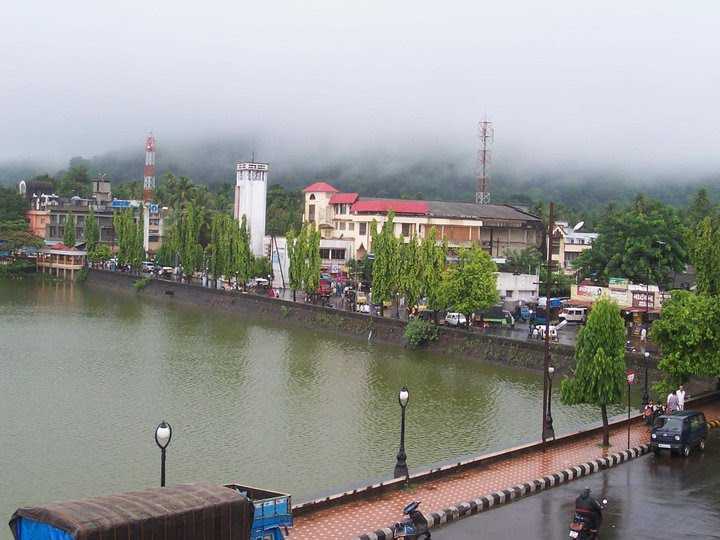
<box><xmin>351</xmin><ymin>199</ymin><xmax>429</xmax><ymax>215</ymax></box>
<box><xmin>329</xmin><ymin>193</ymin><xmax>359</xmax><ymax>204</ymax></box>
<box><xmin>49</xmin><ymin>242</ymin><xmax>74</xmax><ymax>250</ymax></box>
<box><xmin>303</xmin><ymin>182</ymin><xmax>339</xmax><ymax>193</ymax></box>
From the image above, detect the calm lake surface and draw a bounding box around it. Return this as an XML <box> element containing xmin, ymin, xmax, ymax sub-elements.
<box><xmin>0</xmin><ymin>278</ymin><xmax>624</xmax><ymax>536</ymax></box>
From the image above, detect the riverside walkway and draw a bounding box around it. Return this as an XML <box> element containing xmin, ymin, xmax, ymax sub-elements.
<box><xmin>290</xmin><ymin>400</ymin><xmax>720</xmax><ymax>540</ymax></box>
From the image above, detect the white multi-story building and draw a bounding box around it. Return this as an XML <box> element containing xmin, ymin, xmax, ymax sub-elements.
<box><xmin>302</xmin><ymin>181</ymin><xmax>544</xmax><ymax>260</ymax></box>
<box><xmin>234</xmin><ymin>162</ymin><xmax>268</xmax><ymax>257</ymax></box>
<box><xmin>552</xmin><ymin>221</ymin><xmax>598</xmax><ymax>274</ymax></box>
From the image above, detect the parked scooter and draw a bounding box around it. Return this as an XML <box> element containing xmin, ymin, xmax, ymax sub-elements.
<box><xmin>392</xmin><ymin>501</ymin><xmax>431</xmax><ymax>539</ymax></box>
<box><xmin>568</xmin><ymin>498</ymin><xmax>607</xmax><ymax>539</ymax></box>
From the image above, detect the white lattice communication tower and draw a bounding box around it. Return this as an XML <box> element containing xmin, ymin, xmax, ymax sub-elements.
<box><xmin>476</xmin><ymin>120</ymin><xmax>494</xmax><ymax>205</ymax></box>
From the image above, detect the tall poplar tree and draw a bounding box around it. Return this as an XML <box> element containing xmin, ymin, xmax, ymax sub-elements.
<box><xmin>286</xmin><ymin>227</ymin><xmax>304</xmax><ymax>301</ymax></box>
<box><xmin>84</xmin><ymin>208</ymin><xmax>99</xmax><ymax>252</ymax></box>
<box><xmin>371</xmin><ymin>212</ymin><xmax>400</xmax><ymax>316</ymax></box>
<box><xmin>304</xmin><ymin>223</ymin><xmax>321</xmax><ymax>296</ymax></box>
<box><xmin>399</xmin><ymin>234</ymin><xmax>423</xmax><ymax>316</ymax></box>
<box><xmin>561</xmin><ymin>298</ymin><xmax>626</xmax><ymax>446</ymax></box>
<box><xmin>419</xmin><ymin>226</ymin><xmax>447</xmax><ymax>322</ymax></box>
<box><xmin>63</xmin><ymin>215</ymin><xmax>76</xmax><ymax>248</ymax></box>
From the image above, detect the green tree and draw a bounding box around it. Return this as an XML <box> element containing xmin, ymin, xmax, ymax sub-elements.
<box><xmin>688</xmin><ymin>216</ymin><xmax>720</xmax><ymax>296</ymax></box>
<box><xmin>650</xmin><ymin>291</ymin><xmax>720</xmax><ymax>393</ymax></box>
<box><xmin>573</xmin><ymin>195</ymin><xmax>687</xmax><ymax>286</ymax></box>
<box><xmin>266</xmin><ymin>185</ymin><xmax>303</xmax><ymax>236</ymax></box>
<box><xmin>0</xmin><ymin>228</ymin><xmax>43</xmax><ymax>250</ymax></box>
<box><xmin>57</xmin><ymin>165</ymin><xmax>91</xmax><ymax>197</ymax></box>
<box><xmin>176</xmin><ymin>203</ymin><xmax>204</xmax><ymax>279</ymax></box>
<box><xmin>286</xmin><ymin>227</ymin><xmax>305</xmax><ymax>301</ymax></box>
<box><xmin>89</xmin><ymin>244</ymin><xmax>112</xmax><ymax>264</ymax></box>
<box><xmin>439</xmin><ymin>245</ymin><xmax>498</xmax><ymax>320</ymax></box>
<box><xmin>370</xmin><ymin>212</ymin><xmax>400</xmax><ymax>316</ymax></box>
<box><xmin>560</xmin><ymin>298</ymin><xmax>626</xmax><ymax>446</ymax></box>
<box><xmin>503</xmin><ymin>246</ymin><xmax>543</xmax><ymax>274</ymax></box>
<box><xmin>686</xmin><ymin>188</ymin><xmax>715</xmax><ymax>228</ymax></box>
<box><xmin>113</xmin><ymin>209</ymin><xmax>134</xmax><ymax>267</ymax></box>
<box><xmin>232</xmin><ymin>216</ymin><xmax>253</xmax><ymax>288</ymax></box>
<box><xmin>0</xmin><ymin>186</ymin><xmax>26</xmax><ymax>225</ymax></box>
<box><xmin>419</xmin><ymin>227</ymin><xmax>447</xmax><ymax>322</ymax></box>
<box><xmin>399</xmin><ymin>234</ymin><xmax>423</xmax><ymax>313</ymax></box>
<box><xmin>539</xmin><ymin>267</ymin><xmax>573</xmax><ymax>297</ymax></box>
<box><xmin>303</xmin><ymin>223</ymin><xmax>321</xmax><ymax>296</ymax></box>
<box><xmin>84</xmin><ymin>208</ymin><xmax>100</xmax><ymax>252</ymax></box>
<box><xmin>63</xmin><ymin>215</ymin><xmax>76</xmax><ymax>247</ymax></box>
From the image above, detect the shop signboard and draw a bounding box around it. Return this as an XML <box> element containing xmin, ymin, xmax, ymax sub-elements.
<box><xmin>609</xmin><ymin>277</ymin><xmax>629</xmax><ymax>288</ymax></box>
<box><xmin>632</xmin><ymin>291</ymin><xmax>655</xmax><ymax>309</ymax></box>
<box><xmin>578</xmin><ymin>285</ymin><xmax>604</xmax><ymax>298</ymax></box>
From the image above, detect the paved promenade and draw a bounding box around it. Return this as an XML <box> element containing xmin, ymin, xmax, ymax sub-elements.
<box><xmin>290</xmin><ymin>401</ymin><xmax>720</xmax><ymax>540</ymax></box>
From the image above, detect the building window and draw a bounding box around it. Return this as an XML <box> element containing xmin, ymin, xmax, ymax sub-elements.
<box><xmin>506</xmin><ymin>290</ymin><xmax>514</xmax><ymax>298</ymax></box>
<box><xmin>309</xmin><ymin>194</ymin><xmax>316</xmax><ymax>200</ymax></box>
<box><xmin>309</xmin><ymin>205</ymin><xmax>316</xmax><ymax>222</ymax></box>
<box><xmin>319</xmin><ymin>248</ymin><xmax>331</xmax><ymax>259</ymax></box>
<box><xmin>402</xmin><ymin>223</ymin><xmax>411</xmax><ymax>237</ymax></box>
<box><xmin>359</xmin><ymin>222</ymin><xmax>367</xmax><ymax>236</ymax></box>
<box><xmin>339</xmin><ymin>222</ymin><xmax>346</xmax><ymax>230</ymax></box>
<box><xmin>348</xmin><ymin>222</ymin><xmax>354</xmax><ymax>231</ymax></box>
<box><xmin>331</xmin><ymin>249</ymin><xmax>346</xmax><ymax>260</ymax></box>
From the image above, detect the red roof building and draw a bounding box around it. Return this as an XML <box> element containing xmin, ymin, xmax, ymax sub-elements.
<box><xmin>350</xmin><ymin>199</ymin><xmax>429</xmax><ymax>215</ymax></box>
<box><xmin>303</xmin><ymin>182</ymin><xmax>339</xmax><ymax>193</ymax></box>
<box><xmin>329</xmin><ymin>193</ymin><xmax>359</xmax><ymax>205</ymax></box>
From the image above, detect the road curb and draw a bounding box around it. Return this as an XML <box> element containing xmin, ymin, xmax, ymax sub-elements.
<box><xmin>355</xmin><ymin>444</ymin><xmax>650</xmax><ymax>540</ymax></box>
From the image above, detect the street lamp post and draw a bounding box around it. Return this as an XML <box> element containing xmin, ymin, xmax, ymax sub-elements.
<box><xmin>642</xmin><ymin>351</ymin><xmax>650</xmax><ymax>406</ymax></box>
<box><xmin>155</xmin><ymin>421</ymin><xmax>172</xmax><ymax>487</ymax></box>
<box><xmin>394</xmin><ymin>387</ymin><xmax>410</xmax><ymax>478</ymax></box>
<box><xmin>544</xmin><ymin>366</ymin><xmax>556</xmax><ymax>441</ymax></box>
<box><xmin>542</xmin><ymin>202</ymin><xmax>555</xmax><ymax>446</ymax></box>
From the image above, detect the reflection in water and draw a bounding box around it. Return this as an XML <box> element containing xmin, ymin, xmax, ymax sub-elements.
<box><xmin>0</xmin><ymin>279</ymin><xmax>627</xmax><ymax>537</ymax></box>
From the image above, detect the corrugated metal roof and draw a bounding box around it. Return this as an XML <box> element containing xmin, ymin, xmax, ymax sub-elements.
<box><xmin>426</xmin><ymin>201</ymin><xmax>542</xmax><ymax>222</ymax></box>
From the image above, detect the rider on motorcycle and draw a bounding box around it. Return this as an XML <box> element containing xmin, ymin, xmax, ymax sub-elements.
<box><xmin>574</xmin><ymin>488</ymin><xmax>603</xmax><ymax>532</ymax></box>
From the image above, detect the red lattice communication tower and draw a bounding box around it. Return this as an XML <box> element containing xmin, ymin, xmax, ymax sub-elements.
<box><xmin>143</xmin><ymin>134</ymin><xmax>156</xmax><ymax>202</ymax></box>
<box><xmin>476</xmin><ymin>120</ymin><xmax>494</xmax><ymax>205</ymax></box>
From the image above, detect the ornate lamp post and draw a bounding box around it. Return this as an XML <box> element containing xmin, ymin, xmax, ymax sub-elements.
<box><xmin>544</xmin><ymin>366</ymin><xmax>556</xmax><ymax>441</ymax></box>
<box><xmin>394</xmin><ymin>387</ymin><xmax>410</xmax><ymax>478</ymax></box>
<box><xmin>642</xmin><ymin>351</ymin><xmax>650</xmax><ymax>407</ymax></box>
<box><xmin>155</xmin><ymin>421</ymin><xmax>172</xmax><ymax>487</ymax></box>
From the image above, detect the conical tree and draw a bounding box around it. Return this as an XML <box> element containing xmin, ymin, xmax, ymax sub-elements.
<box><xmin>63</xmin><ymin>215</ymin><xmax>76</xmax><ymax>247</ymax></box>
<box><xmin>561</xmin><ymin>297</ymin><xmax>626</xmax><ymax>446</ymax></box>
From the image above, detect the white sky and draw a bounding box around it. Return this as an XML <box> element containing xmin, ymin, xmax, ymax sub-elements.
<box><xmin>2</xmin><ymin>0</ymin><xmax>719</xmax><ymax>176</ymax></box>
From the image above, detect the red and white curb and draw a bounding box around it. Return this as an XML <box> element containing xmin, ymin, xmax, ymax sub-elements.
<box><xmin>355</xmin><ymin>444</ymin><xmax>649</xmax><ymax>540</ymax></box>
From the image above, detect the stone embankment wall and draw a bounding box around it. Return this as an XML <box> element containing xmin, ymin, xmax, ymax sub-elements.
<box><xmin>85</xmin><ymin>270</ymin><xmax>659</xmax><ymax>376</ymax></box>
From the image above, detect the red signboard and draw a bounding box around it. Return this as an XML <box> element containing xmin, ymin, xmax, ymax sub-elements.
<box><xmin>626</xmin><ymin>369</ymin><xmax>636</xmax><ymax>384</ymax></box>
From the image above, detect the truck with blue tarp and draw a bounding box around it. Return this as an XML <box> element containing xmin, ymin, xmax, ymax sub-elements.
<box><xmin>9</xmin><ymin>481</ymin><xmax>292</xmax><ymax>540</ymax></box>
<box><xmin>225</xmin><ymin>484</ymin><xmax>293</xmax><ymax>540</ymax></box>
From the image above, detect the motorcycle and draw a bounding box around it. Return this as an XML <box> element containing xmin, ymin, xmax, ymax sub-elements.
<box><xmin>568</xmin><ymin>498</ymin><xmax>607</xmax><ymax>539</ymax></box>
<box><xmin>392</xmin><ymin>501</ymin><xmax>431</xmax><ymax>539</ymax></box>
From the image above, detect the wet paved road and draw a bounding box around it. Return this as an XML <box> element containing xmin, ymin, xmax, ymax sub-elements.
<box><xmin>434</xmin><ymin>430</ymin><xmax>720</xmax><ymax>539</ymax></box>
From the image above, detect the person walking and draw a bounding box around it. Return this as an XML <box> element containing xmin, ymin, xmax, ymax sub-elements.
<box><xmin>676</xmin><ymin>385</ymin><xmax>686</xmax><ymax>411</ymax></box>
<box><xmin>666</xmin><ymin>390</ymin><xmax>679</xmax><ymax>414</ymax></box>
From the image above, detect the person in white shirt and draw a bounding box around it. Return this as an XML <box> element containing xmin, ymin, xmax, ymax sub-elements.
<box><xmin>676</xmin><ymin>385</ymin><xmax>686</xmax><ymax>411</ymax></box>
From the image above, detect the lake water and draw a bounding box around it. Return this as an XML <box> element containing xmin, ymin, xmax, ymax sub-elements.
<box><xmin>0</xmin><ymin>278</ymin><xmax>623</xmax><ymax>537</ymax></box>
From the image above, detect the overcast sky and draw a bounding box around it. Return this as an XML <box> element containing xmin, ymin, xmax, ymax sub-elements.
<box><xmin>2</xmin><ymin>1</ymin><xmax>719</xmax><ymax>177</ymax></box>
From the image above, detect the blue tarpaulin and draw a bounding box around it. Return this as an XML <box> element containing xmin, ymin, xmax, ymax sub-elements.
<box><xmin>15</xmin><ymin>519</ymin><xmax>72</xmax><ymax>540</ymax></box>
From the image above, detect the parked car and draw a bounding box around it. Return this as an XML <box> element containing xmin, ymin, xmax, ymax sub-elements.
<box><xmin>559</xmin><ymin>307</ymin><xmax>587</xmax><ymax>324</ymax></box>
<box><xmin>650</xmin><ymin>410</ymin><xmax>708</xmax><ymax>457</ymax></box>
<box><xmin>445</xmin><ymin>312</ymin><xmax>467</xmax><ymax>327</ymax></box>
<box><xmin>517</xmin><ymin>305</ymin><xmax>534</xmax><ymax>321</ymax></box>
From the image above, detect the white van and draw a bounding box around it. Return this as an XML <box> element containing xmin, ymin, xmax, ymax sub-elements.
<box><xmin>559</xmin><ymin>307</ymin><xmax>587</xmax><ymax>324</ymax></box>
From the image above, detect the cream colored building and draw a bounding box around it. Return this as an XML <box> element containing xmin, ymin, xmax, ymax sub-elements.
<box><xmin>551</xmin><ymin>221</ymin><xmax>598</xmax><ymax>274</ymax></box>
<box><xmin>303</xmin><ymin>182</ymin><xmax>543</xmax><ymax>259</ymax></box>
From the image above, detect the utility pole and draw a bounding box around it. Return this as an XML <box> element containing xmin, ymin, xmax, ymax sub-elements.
<box><xmin>542</xmin><ymin>202</ymin><xmax>556</xmax><ymax>446</ymax></box>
